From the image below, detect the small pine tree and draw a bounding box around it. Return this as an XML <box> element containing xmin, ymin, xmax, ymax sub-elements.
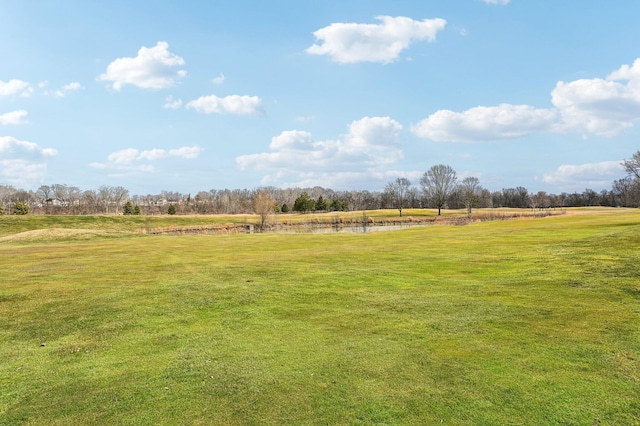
<box><xmin>0</xmin><ymin>204</ymin><xmax>4</xmax><ymax>216</ymax></box>
<box><xmin>133</xmin><ymin>205</ymin><xmax>141</xmax><ymax>215</ymax></box>
<box><xmin>168</xmin><ymin>204</ymin><xmax>176</xmax><ymax>215</ymax></box>
<box><xmin>281</xmin><ymin>203</ymin><xmax>289</xmax><ymax>213</ymax></box>
<box><xmin>13</xmin><ymin>201</ymin><xmax>29</xmax><ymax>215</ymax></box>
<box><xmin>316</xmin><ymin>196</ymin><xmax>327</xmax><ymax>211</ymax></box>
<box><xmin>123</xmin><ymin>201</ymin><xmax>134</xmax><ymax>215</ymax></box>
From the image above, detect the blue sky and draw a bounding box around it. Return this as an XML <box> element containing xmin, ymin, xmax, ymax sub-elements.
<box><xmin>1</xmin><ymin>0</ymin><xmax>640</xmax><ymax>195</ymax></box>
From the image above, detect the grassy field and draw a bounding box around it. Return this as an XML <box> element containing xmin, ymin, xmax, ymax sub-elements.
<box><xmin>1</xmin><ymin>209</ymin><xmax>639</xmax><ymax>424</ymax></box>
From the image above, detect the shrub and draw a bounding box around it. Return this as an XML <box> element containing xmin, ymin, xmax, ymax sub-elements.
<box><xmin>13</xmin><ymin>201</ymin><xmax>29</xmax><ymax>215</ymax></box>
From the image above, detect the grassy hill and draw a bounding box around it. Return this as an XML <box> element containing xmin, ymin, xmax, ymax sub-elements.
<box><xmin>1</xmin><ymin>209</ymin><xmax>639</xmax><ymax>424</ymax></box>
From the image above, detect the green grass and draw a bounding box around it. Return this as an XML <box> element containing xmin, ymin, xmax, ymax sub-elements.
<box><xmin>1</xmin><ymin>210</ymin><xmax>639</xmax><ymax>424</ymax></box>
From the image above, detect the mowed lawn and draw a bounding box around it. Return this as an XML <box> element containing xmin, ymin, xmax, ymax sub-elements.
<box><xmin>1</xmin><ymin>210</ymin><xmax>639</xmax><ymax>425</ymax></box>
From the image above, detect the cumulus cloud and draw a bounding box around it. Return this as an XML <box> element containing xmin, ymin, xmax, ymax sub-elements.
<box><xmin>236</xmin><ymin>116</ymin><xmax>404</xmax><ymax>187</ymax></box>
<box><xmin>46</xmin><ymin>82</ymin><xmax>84</xmax><ymax>98</ymax></box>
<box><xmin>542</xmin><ymin>161</ymin><xmax>624</xmax><ymax>191</ymax></box>
<box><xmin>0</xmin><ymin>136</ymin><xmax>57</xmax><ymax>157</ymax></box>
<box><xmin>413</xmin><ymin>104</ymin><xmax>558</xmax><ymax>142</ymax></box>
<box><xmin>414</xmin><ymin>57</ymin><xmax>640</xmax><ymax>142</ymax></box>
<box><xmin>306</xmin><ymin>16</ymin><xmax>446</xmax><ymax>64</ymax></box>
<box><xmin>90</xmin><ymin>145</ymin><xmax>203</xmax><ymax>172</ymax></box>
<box><xmin>98</xmin><ymin>41</ymin><xmax>187</xmax><ymax>91</ymax></box>
<box><xmin>0</xmin><ymin>79</ymin><xmax>33</xmax><ymax>98</ymax></box>
<box><xmin>186</xmin><ymin>94</ymin><xmax>263</xmax><ymax>115</ymax></box>
<box><xmin>163</xmin><ymin>96</ymin><xmax>183</xmax><ymax>109</ymax></box>
<box><xmin>0</xmin><ymin>110</ymin><xmax>28</xmax><ymax>126</ymax></box>
<box><xmin>0</xmin><ymin>136</ymin><xmax>58</xmax><ymax>187</ymax></box>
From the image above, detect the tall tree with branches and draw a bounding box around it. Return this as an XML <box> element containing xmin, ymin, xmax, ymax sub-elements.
<box><xmin>459</xmin><ymin>176</ymin><xmax>482</xmax><ymax>216</ymax></box>
<box><xmin>420</xmin><ymin>164</ymin><xmax>457</xmax><ymax>216</ymax></box>
<box><xmin>623</xmin><ymin>150</ymin><xmax>640</xmax><ymax>180</ymax></box>
<box><xmin>384</xmin><ymin>177</ymin><xmax>411</xmax><ymax>217</ymax></box>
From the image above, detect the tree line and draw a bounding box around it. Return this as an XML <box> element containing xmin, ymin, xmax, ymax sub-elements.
<box><xmin>1</xmin><ymin>151</ymin><xmax>640</xmax><ymax>216</ymax></box>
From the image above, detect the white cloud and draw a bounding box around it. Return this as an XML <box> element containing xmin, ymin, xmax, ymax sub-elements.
<box><xmin>168</xmin><ymin>146</ymin><xmax>204</xmax><ymax>159</ymax></box>
<box><xmin>186</xmin><ymin>94</ymin><xmax>263</xmax><ymax>115</ymax></box>
<box><xmin>542</xmin><ymin>161</ymin><xmax>624</xmax><ymax>191</ymax></box>
<box><xmin>306</xmin><ymin>16</ymin><xmax>446</xmax><ymax>64</ymax></box>
<box><xmin>163</xmin><ymin>96</ymin><xmax>183</xmax><ymax>109</ymax></box>
<box><xmin>212</xmin><ymin>73</ymin><xmax>225</xmax><ymax>85</ymax></box>
<box><xmin>483</xmin><ymin>0</ymin><xmax>510</xmax><ymax>5</ymax></box>
<box><xmin>0</xmin><ymin>110</ymin><xmax>28</xmax><ymax>126</ymax></box>
<box><xmin>0</xmin><ymin>159</ymin><xmax>48</xmax><ymax>188</ymax></box>
<box><xmin>236</xmin><ymin>116</ymin><xmax>404</xmax><ymax>187</ymax></box>
<box><xmin>98</xmin><ymin>41</ymin><xmax>187</xmax><ymax>91</ymax></box>
<box><xmin>0</xmin><ymin>136</ymin><xmax>58</xmax><ymax>187</ymax></box>
<box><xmin>0</xmin><ymin>79</ymin><xmax>33</xmax><ymax>98</ymax></box>
<box><xmin>90</xmin><ymin>145</ymin><xmax>203</xmax><ymax>172</ymax></box>
<box><xmin>414</xmin><ymin>57</ymin><xmax>640</xmax><ymax>142</ymax></box>
<box><xmin>46</xmin><ymin>82</ymin><xmax>84</xmax><ymax>98</ymax></box>
<box><xmin>0</xmin><ymin>136</ymin><xmax>57</xmax><ymax>157</ymax></box>
<box><xmin>413</xmin><ymin>104</ymin><xmax>559</xmax><ymax>142</ymax></box>
<box><xmin>551</xmin><ymin>58</ymin><xmax>640</xmax><ymax>137</ymax></box>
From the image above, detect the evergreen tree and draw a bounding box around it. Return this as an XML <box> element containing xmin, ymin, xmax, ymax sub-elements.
<box><xmin>168</xmin><ymin>204</ymin><xmax>176</xmax><ymax>215</ymax></box>
<box><xmin>329</xmin><ymin>199</ymin><xmax>348</xmax><ymax>211</ymax></box>
<box><xmin>13</xmin><ymin>201</ymin><xmax>29</xmax><ymax>215</ymax></box>
<box><xmin>281</xmin><ymin>203</ymin><xmax>289</xmax><ymax>213</ymax></box>
<box><xmin>133</xmin><ymin>205</ymin><xmax>141</xmax><ymax>215</ymax></box>
<box><xmin>293</xmin><ymin>192</ymin><xmax>315</xmax><ymax>212</ymax></box>
<box><xmin>123</xmin><ymin>201</ymin><xmax>134</xmax><ymax>215</ymax></box>
<box><xmin>316</xmin><ymin>196</ymin><xmax>327</xmax><ymax>211</ymax></box>
<box><xmin>0</xmin><ymin>204</ymin><xmax>4</xmax><ymax>215</ymax></box>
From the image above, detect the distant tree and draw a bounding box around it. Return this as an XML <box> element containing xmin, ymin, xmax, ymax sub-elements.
<box><xmin>37</xmin><ymin>185</ymin><xmax>53</xmax><ymax>214</ymax></box>
<box><xmin>111</xmin><ymin>186</ymin><xmax>129</xmax><ymax>214</ymax></box>
<box><xmin>167</xmin><ymin>204</ymin><xmax>176</xmax><ymax>215</ymax></box>
<box><xmin>0</xmin><ymin>204</ymin><xmax>4</xmax><ymax>216</ymax></box>
<box><xmin>612</xmin><ymin>177</ymin><xmax>640</xmax><ymax>207</ymax></box>
<box><xmin>293</xmin><ymin>192</ymin><xmax>315</xmax><ymax>213</ymax></box>
<box><xmin>133</xmin><ymin>205</ymin><xmax>141</xmax><ymax>215</ymax></box>
<box><xmin>254</xmin><ymin>191</ymin><xmax>276</xmax><ymax>228</ymax></box>
<box><xmin>281</xmin><ymin>203</ymin><xmax>289</xmax><ymax>213</ymax></box>
<box><xmin>329</xmin><ymin>199</ymin><xmax>348</xmax><ymax>212</ymax></box>
<box><xmin>384</xmin><ymin>177</ymin><xmax>411</xmax><ymax>217</ymax></box>
<box><xmin>420</xmin><ymin>164</ymin><xmax>457</xmax><ymax>216</ymax></box>
<box><xmin>13</xmin><ymin>201</ymin><xmax>29</xmax><ymax>215</ymax></box>
<box><xmin>530</xmin><ymin>191</ymin><xmax>550</xmax><ymax>210</ymax></box>
<box><xmin>123</xmin><ymin>201</ymin><xmax>134</xmax><ymax>215</ymax></box>
<box><xmin>459</xmin><ymin>176</ymin><xmax>482</xmax><ymax>216</ymax></box>
<box><xmin>315</xmin><ymin>196</ymin><xmax>328</xmax><ymax>211</ymax></box>
<box><xmin>623</xmin><ymin>150</ymin><xmax>640</xmax><ymax>180</ymax></box>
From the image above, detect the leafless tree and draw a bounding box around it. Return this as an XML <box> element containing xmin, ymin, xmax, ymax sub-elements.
<box><xmin>420</xmin><ymin>164</ymin><xmax>457</xmax><ymax>216</ymax></box>
<box><xmin>459</xmin><ymin>176</ymin><xmax>482</xmax><ymax>216</ymax></box>
<box><xmin>384</xmin><ymin>177</ymin><xmax>411</xmax><ymax>217</ymax></box>
<box><xmin>253</xmin><ymin>190</ymin><xmax>276</xmax><ymax>229</ymax></box>
<box><xmin>623</xmin><ymin>150</ymin><xmax>640</xmax><ymax>180</ymax></box>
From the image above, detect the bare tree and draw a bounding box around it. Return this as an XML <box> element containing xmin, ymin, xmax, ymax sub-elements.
<box><xmin>37</xmin><ymin>185</ymin><xmax>53</xmax><ymax>213</ymax></box>
<box><xmin>459</xmin><ymin>176</ymin><xmax>482</xmax><ymax>216</ymax></box>
<box><xmin>384</xmin><ymin>177</ymin><xmax>411</xmax><ymax>217</ymax></box>
<box><xmin>623</xmin><ymin>150</ymin><xmax>640</xmax><ymax>180</ymax></box>
<box><xmin>253</xmin><ymin>190</ymin><xmax>276</xmax><ymax>229</ymax></box>
<box><xmin>98</xmin><ymin>185</ymin><xmax>113</xmax><ymax>214</ymax></box>
<box><xmin>530</xmin><ymin>191</ymin><xmax>550</xmax><ymax>211</ymax></box>
<box><xmin>111</xmin><ymin>186</ymin><xmax>129</xmax><ymax>214</ymax></box>
<box><xmin>420</xmin><ymin>164</ymin><xmax>457</xmax><ymax>216</ymax></box>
